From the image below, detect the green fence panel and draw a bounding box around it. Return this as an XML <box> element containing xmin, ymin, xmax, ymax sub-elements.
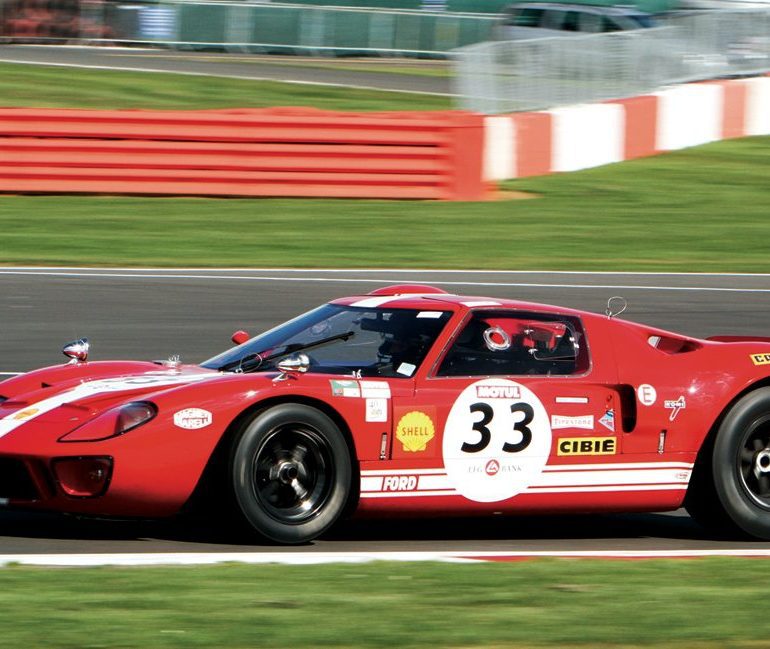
<box><xmin>250</xmin><ymin>6</ymin><xmax>303</xmax><ymax>47</ymax></box>
<box><xmin>177</xmin><ymin>3</ymin><xmax>227</xmax><ymax>43</ymax></box>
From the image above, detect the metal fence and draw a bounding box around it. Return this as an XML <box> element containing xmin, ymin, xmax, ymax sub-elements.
<box><xmin>0</xmin><ymin>0</ymin><xmax>499</xmax><ymax>58</ymax></box>
<box><xmin>453</xmin><ymin>10</ymin><xmax>770</xmax><ymax>113</ymax></box>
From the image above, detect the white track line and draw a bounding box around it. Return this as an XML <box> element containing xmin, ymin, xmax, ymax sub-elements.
<box><xmin>0</xmin><ymin>59</ymin><xmax>454</xmax><ymax>97</ymax></box>
<box><xmin>0</xmin><ymin>269</ymin><xmax>768</xmax><ymax>292</ymax></box>
<box><xmin>1</xmin><ymin>549</ymin><xmax>769</xmax><ymax>567</ymax></box>
<box><xmin>2</xmin><ymin>267</ymin><xmax>770</xmax><ymax>277</ymax></box>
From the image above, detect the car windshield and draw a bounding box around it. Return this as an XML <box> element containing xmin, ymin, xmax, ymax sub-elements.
<box><xmin>201</xmin><ymin>304</ymin><xmax>452</xmax><ymax>378</ymax></box>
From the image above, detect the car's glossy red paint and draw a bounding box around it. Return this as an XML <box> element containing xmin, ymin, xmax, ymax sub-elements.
<box><xmin>2</xmin><ymin>285</ymin><xmax>770</xmax><ymax>542</ymax></box>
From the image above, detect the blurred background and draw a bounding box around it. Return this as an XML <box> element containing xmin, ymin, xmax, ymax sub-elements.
<box><xmin>0</xmin><ymin>0</ymin><xmax>767</xmax><ymax>113</ymax></box>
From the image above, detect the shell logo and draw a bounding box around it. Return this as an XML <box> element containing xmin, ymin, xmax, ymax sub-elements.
<box><xmin>395</xmin><ymin>411</ymin><xmax>435</xmax><ymax>453</ymax></box>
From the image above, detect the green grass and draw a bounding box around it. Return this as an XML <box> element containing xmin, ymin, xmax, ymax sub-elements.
<box><xmin>0</xmin><ymin>559</ymin><xmax>766</xmax><ymax>648</ymax></box>
<box><xmin>0</xmin><ymin>62</ymin><xmax>450</xmax><ymax>111</ymax></box>
<box><xmin>1</xmin><ymin>136</ymin><xmax>768</xmax><ymax>270</ymax></box>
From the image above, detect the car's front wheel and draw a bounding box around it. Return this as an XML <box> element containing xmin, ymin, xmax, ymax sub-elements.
<box><xmin>230</xmin><ymin>404</ymin><xmax>352</xmax><ymax>544</ymax></box>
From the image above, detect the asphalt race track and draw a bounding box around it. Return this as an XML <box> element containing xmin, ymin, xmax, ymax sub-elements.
<box><xmin>3</xmin><ymin>267</ymin><xmax>770</xmax><ymax>555</ymax></box>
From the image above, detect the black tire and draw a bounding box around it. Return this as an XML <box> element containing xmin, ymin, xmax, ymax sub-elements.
<box><xmin>230</xmin><ymin>404</ymin><xmax>352</xmax><ymax>544</ymax></box>
<box><xmin>706</xmin><ymin>387</ymin><xmax>770</xmax><ymax>539</ymax></box>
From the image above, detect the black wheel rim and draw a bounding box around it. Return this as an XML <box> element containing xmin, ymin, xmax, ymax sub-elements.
<box><xmin>252</xmin><ymin>424</ymin><xmax>333</xmax><ymax>524</ymax></box>
<box><xmin>737</xmin><ymin>415</ymin><xmax>770</xmax><ymax>509</ymax></box>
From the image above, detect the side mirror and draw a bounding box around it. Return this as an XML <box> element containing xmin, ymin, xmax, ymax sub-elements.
<box><xmin>274</xmin><ymin>353</ymin><xmax>310</xmax><ymax>382</ymax></box>
<box><xmin>231</xmin><ymin>330</ymin><xmax>250</xmax><ymax>345</ymax></box>
<box><xmin>62</xmin><ymin>338</ymin><xmax>89</xmax><ymax>364</ymax></box>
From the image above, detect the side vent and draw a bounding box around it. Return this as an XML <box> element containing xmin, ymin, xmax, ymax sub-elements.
<box><xmin>648</xmin><ymin>335</ymin><xmax>701</xmax><ymax>354</ymax></box>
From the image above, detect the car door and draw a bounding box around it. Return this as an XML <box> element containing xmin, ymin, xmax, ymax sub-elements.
<box><xmin>389</xmin><ymin>308</ymin><xmax>627</xmax><ymax>507</ymax></box>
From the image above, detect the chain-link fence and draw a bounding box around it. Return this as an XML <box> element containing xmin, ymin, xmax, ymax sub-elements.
<box><xmin>0</xmin><ymin>0</ymin><xmax>498</xmax><ymax>57</ymax></box>
<box><xmin>453</xmin><ymin>9</ymin><xmax>770</xmax><ymax>113</ymax></box>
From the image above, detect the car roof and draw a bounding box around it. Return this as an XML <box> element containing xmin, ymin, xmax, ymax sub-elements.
<box><xmin>331</xmin><ymin>284</ymin><xmax>589</xmax><ymax>319</ymax></box>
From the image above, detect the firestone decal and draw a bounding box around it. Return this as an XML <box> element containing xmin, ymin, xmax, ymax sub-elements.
<box><xmin>442</xmin><ymin>379</ymin><xmax>551</xmax><ymax>503</ymax></box>
<box><xmin>550</xmin><ymin>414</ymin><xmax>594</xmax><ymax>430</ymax></box>
<box><xmin>396</xmin><ymin>411</ymin><xmax>435</xmax><ymax>452</ymax></box>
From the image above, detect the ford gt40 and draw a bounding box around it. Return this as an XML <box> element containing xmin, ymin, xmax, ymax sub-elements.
<box><xmin>2</xmin><ymin>284</ymin><xmax>770</xmax><ymax>544</ymax></box>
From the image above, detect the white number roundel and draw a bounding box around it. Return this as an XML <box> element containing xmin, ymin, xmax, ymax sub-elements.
<box><xmin>442</xmin><ymin>379</ymin><xmax>551</xmax><ymax>503</ymax></box>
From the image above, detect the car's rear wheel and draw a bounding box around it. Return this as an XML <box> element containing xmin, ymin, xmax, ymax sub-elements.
<box><xmin>230</xmin><ymin>404</ymin><xmax>351</xmax><ymax>544</ymax></box>
<box><xmin>698</xmin><ymin>388</ymin><xmax>770</xmax><ymax>540</ymax></box>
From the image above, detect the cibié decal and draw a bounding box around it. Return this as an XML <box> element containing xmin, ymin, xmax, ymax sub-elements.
<box><xmin>173</xmin><ymin>408</ymin><xmax>212</xmax><ymax>430</ymax></box>
<box><xmin>751</xmin><ymin>353</ymin><xmax>770</xmax><ymax>366</ymax></box>
<box><xmin>557</xmin><ymin>436</ymin><xmax>617</xmax><ymax>456</ymax></box>
<box><xmin>442</xmin><ymin>378</ymin><xmax>551</xmax><ymax>503</ymax></box>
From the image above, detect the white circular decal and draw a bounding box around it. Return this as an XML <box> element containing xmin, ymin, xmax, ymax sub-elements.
<box><xmin>637</xmin><ymin>384</ymin><xmax>657</xmax><ymax>406</ymax></box>
<box><xmin>442</xmin><ymin>379</ymin><xmax>551</xmax><ymax>503</ymax></box>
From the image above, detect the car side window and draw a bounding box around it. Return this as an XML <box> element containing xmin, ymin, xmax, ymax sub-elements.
<box><xmin>436</xmin><ymin>310</ymin><xmax>585</xmax><ymax>377</ymax></box>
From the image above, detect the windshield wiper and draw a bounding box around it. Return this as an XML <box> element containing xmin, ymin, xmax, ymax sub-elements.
<box><xmin>220</xmin><ymin>331</ymin><xmax>355</xmax><ymax>373</ymax></box>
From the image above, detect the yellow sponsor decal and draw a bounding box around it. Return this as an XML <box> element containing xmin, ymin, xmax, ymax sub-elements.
<box><xmin>13</xmin><ymin>407</ymin><xmax>39</xmax><ymax>421</ymax></box>
<box><xmin>751</xmin><ymin>353</ymin><xmax>770</xmax><ymax>366</ymax></box>
<box><xmin>557</xmin><ymin>436</ymin><xmax>617</xmax><ymax>456</ymax></box>
<box><xmin>395</xmin><ymin>411</ymin><xmax>435</xmax><ymax>453</ymax></box>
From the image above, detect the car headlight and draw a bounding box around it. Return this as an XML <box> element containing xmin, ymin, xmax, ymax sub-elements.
<box><xmin>59</xmin><ymin>402</ymin><xmax>157</xmax><ymax>442</ymax></box>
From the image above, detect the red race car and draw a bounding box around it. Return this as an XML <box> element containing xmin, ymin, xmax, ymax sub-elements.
<box><xmin>2</xmin><ymin>283</ymin><xmax>770</xmax><ymax>544</ymax></box>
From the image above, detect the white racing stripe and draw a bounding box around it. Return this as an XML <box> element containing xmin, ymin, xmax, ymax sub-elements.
<box><xmin>0</xmin><ymin>372</ymin><xmax>222</xmax><ymax>439</ymax></box>
<box><xmin>360</xmin><ymin>462</ymin><xmax>694</xmax><ymax>498</ymax></box>
<box><xmin>0</xmin><ymin>548</ymin><xmax>769</xmax><ymax>567</ymax></box>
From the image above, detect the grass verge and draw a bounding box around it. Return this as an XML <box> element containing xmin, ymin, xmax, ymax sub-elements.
<box><xmin>0</xmin><ymin>62</ymin><xmax>451</xmax><ymax>111</ymax></box>
<box><xmin>0</xmin><ymin>136</ymin><xmax>767</xmax><ymax>270</ymax></box>
<box><xmin>0</xmin><ymin>558</ymin><xmax>767</xmax><ymax>648</ymax></box>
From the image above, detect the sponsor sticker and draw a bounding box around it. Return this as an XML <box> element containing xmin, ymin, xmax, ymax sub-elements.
<box><xmin>382</xmin><ymin>475</ymin><xmax>418</xmax><ymax>492</ymax></box>
<box><xmin>550</xmin><ymin>414</ymin><xmax>594</xmax><ymax>430</ymax></box>
<box><xmin>173</xmin><ymin>408</ymin><xmax>212</xmax><ymax>430</ymax></box>
<box><xmin>443</xmin><ymin>379</ymin><xmax>551</xmax><ymax>503</ymax></box>
<box><xmin>664</xmin><ymin>396</ymin><xmax>686</xmax><ymax>421</ymax></box>
<box><xmin>637</xmin><ymin>384</ymin><xmax>657</xmax><ymax>406</ymax></box>
<box><xmin>396</xmin><ymin>411</ymin><xmax>436</xmax><ymax>453</ymax></box>
<box><xmin>360</xmin><ymin>381</ymin><xmax>391</xmax><ymax>399</ymax></box>
<box><xmin>751</xmin><ymin>353</ymin><xmax>770</xmax><ymax>366</ymax></box>
<box><xmin>13</xmin><ymin>407</ymin><xmax>39</xmax><ymax>421</ymax></box>
<box><xmin>557</xmin><ymin>437</ymin><xmax>617</xmax><ymax>456</ymax></box>
<box><xmin>599</xmin><ymin>409</ymin><xmax>616</xmax><ymax>432</ymax></box>
<box><xmin>330</xmin><ymin>380</ymin><xmax>361</xmax><ymax>398</ymax></box>
<box><xmin>555</xmin><ymin>396</ymin><xmax>589</xmax><ymax>404</ymax></box>
<box><xmin>416</xmin><ymin>311</ymin><xmax>444</xmax><ymax>319</ymax></box>
<box><xmin>396</xmin><ymin>362</ymin><xmax>416</xmax><ymax>377</ymax></box>
<box><xmin>366</xmin><ymin>398</ymin><xmax>388</xmax><ymax>423</ymax></box>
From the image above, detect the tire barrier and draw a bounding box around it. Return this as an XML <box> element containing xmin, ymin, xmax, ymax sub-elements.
<box><xmin>0</xmin><ymin>107</ymin><xmax>488</xmax><ymax>200</ymax></box>
<box><xmin>483</xmin><ymin>75</ymin><xmax>770</xmax><ymax>181</ymax></box>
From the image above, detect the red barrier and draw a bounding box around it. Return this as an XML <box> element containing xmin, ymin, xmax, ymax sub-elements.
<box><xmin>0</xmin><ymin>107</ymin><xmax>489</xmax><ymax>200</ymax></box>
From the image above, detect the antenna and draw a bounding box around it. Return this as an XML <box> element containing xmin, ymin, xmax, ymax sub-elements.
<box><xmin>606</xmin><ymin>296</ymin><xmax>627</xmax><ymax>319</ymax></box>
